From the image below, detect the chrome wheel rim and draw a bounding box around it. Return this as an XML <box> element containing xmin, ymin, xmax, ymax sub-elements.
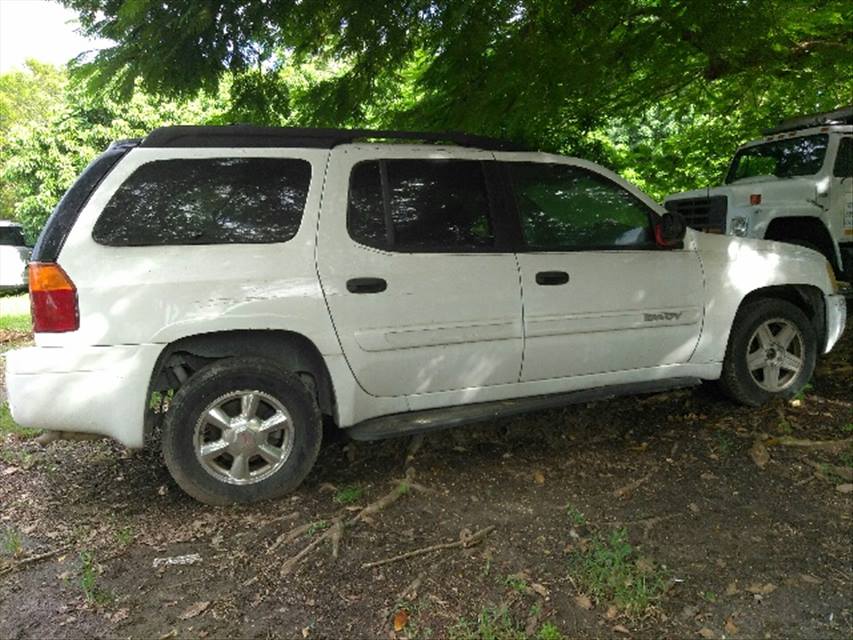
<box><xmin>193</xmin><ymin>390</ymin><xmax>293</xmax><ymax>485</ymax></box>
<box><xmin>746</xmin><ymin>318</ymin><xmax>805</xmax><ymax>392</ymax></box>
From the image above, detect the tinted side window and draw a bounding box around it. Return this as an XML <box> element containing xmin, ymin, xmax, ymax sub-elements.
<box><xmin>507</xmin><ymin>163</ymin><xmax>654</xmax><ymax>250</ymax></box>
<box><xmin>93</xmin><ymin>158</ymin><xmax>311</xmax><ymax>245</ymax></box>
<box><xmin>834</xmin><ymin>138</ymin><xmax>853</xmax><ymax>178</ymax></box>
<box><xmin>348</xmin><ymin>159</ymin><xmax>494</xmax><ymax>251</ymax></box>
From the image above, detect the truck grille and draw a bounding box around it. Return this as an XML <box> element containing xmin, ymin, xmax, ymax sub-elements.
<box><xmin>665</xmin><ymin>195</ymin><xmax>727</xmax><ymax>234</ymax></box>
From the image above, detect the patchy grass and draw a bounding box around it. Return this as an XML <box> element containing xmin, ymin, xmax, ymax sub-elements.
<box><xmin>79</xmin><ymin>551</ymin><xmax>112</xmax><ymax>605</ymax></box>
<box><xmin>333</xmin><ymin>485</ymin><xmax>364</xmax><ymax>504</ymax></box>
<box><xmin>307</xmin><ymin>520</ymin><xmax>329</xmax><ymax>535</ymax></box>
<box><xmin>1</xmin><ymin>527</ymin><xmax>22</xmax><ymax>557</ymax></box>
<box><xmin>0</xmin><ymin>401</ymin><xmax>38</xmax><ymax>440</ymax></box>
<box><xmin>448</xmin><ymin>607</ymin><xmax>565</xmax><ymax>640</ymax></box>
<box><xmin>0</xmin><ymin>314</ymin><xmax>30</xmax><ymax>332</ymax></box>
<box><xmin>504</xmin><ymin>574</ymin><xmax>529</xmax><ymax>593</ymax></box>
<box><xmin>114</xmin><ymin>526</ymin><xmax>134</xmax><ymax>546</ymax></box>
<box><xmin>568</xmin><ymin>528</ymin><xmax>667</xmax><ymax>617</ymax></box>
<box><xmin>564</xmin><ymin>503</ymin><xmax>587</xmax><ymax>526</ymax></box>
<box><xmin>714</xmin><ymin>430</ymin><xmax>735</xmax><ymax>456</ymax></box>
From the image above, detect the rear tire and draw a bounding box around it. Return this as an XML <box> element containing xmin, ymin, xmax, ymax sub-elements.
<box><xmin>719</xmin><ymin>298</ymin><xmax>816</xmax><ymax>407</ymax></box>
<box><xmin>162</xmin><ymin>357</ymin><xmax>322</xmax><ymax>505</ymax></box>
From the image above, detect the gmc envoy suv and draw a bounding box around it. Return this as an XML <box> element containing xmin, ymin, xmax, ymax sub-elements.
<box><xmin>5</xmin><ymin>126</ymin><xmax>847</xmax><ymax>504</ymax></box>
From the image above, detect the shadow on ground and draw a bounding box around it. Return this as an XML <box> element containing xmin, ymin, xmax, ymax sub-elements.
<box><xmin>1</xmin><ymin>333</ymin><xmax>851</xmax><ymax>639</ymax></box>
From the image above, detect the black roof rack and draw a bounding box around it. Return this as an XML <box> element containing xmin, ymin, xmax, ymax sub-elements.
<box><xmin>763</xmin><ymin>105</ymin><xmax>853</xmax><ymax>135</ymax></box>
<box><xmin>139</xmin><ymin>125</ymin><xmax>528</xmax><ymax>151</ymax></box>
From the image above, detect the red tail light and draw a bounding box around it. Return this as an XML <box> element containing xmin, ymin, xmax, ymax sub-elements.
<box><xmin>28</xmin><ymin>263</ymin><xmax>79</xmax><ymax>333</ymax></box>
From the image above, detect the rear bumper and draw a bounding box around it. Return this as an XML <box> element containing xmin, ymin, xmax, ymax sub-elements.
<box><xmin>824</xmin><ymin>293</ymin><xmax>846</xmax><ymax>354</ymax></box>
<box><xmin>5</xmin><ymin>344</ymin><xmax>163</xmax><ymax>448</ymax></box>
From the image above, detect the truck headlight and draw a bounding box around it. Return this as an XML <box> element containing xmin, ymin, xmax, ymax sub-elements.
<box><xmin>730</xmin><ymin>216</ymin><xmax>749</xmax><ymax>236</ymax></box>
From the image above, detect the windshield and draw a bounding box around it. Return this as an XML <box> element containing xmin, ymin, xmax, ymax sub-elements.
<box><xmin>0</xmin><ymin>226</ymin><xmax>26</xmax><ymax>246</ymax></box>
<box><xmin>726</xmin><ymin>134</ymin><xmax>828</xmax><ymax>183</ymax></box>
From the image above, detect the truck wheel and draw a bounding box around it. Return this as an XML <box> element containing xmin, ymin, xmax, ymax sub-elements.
<box><xmin>719</xmin><ymin>298</ymin><xmax>816</xmax><ymax>407</ymax></box>
<box><xmin>162</xmin><ymin>357</ymin><xmax>322</xmax><ymax>505</ymax></box>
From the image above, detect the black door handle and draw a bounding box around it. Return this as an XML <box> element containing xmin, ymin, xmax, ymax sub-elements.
<box><xmin>535</xmin><ymin>271</ymin><xmax>569</xmax><ymax>285</ymax></box>
<box><xmin>346</xmin><ymin>277</ymin><xmax>387</xmax><ymax>294</ymax></box>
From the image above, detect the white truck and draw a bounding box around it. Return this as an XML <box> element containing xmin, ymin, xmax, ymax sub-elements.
<box><xmin>665</xmin><ymin>107</ymin><xmax>853</xmax><ymax>281</ymax></box>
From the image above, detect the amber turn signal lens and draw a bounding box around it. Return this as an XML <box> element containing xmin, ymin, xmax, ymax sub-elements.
<box><xmin>28</xmin><ymin>262</ymin><xmax>79</xmax><ymax>333</ymax></box>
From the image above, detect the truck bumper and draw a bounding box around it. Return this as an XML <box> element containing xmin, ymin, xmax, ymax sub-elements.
<box><xmin>5</xmin><ymin>344</ymin><xmax>163</xmax><ymax>448</ymax></box>
<box><xmin>824</xmin><ymin>294</ymin><xmax>846</xmax><ymax>354</ymax></box>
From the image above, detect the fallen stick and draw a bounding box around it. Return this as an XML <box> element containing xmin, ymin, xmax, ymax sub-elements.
<box><xmin>0</xmin><ymin>546</ymin><xmax>70</xmax><ymax>577</ymax></box>
<box><xmin>765</xmin><ymin>436</ymin><xmax>853</xmax><ymax>453</ymax></box>
<box><xmin>613</xmin><ymin>473</ymin><xmax>651</xmax><ymax>498</ymax></box>
<box><xmin>361</xmin><ymin>526</ymin><xmax>495</xmax><ymax>569</ymax></box>
<box><xmin>280</xmin><ymin>468</ymin><xmax>420</xmax><ymax>576</ymax></box>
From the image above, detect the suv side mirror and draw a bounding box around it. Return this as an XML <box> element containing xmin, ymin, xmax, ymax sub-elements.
<box><xmin>655</xmin><ymin>211</ymin><xmax>686</xmax><ymax>248</ymax></box>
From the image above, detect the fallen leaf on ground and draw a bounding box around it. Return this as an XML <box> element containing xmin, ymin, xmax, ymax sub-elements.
<box><xmin>697</xmin><ymin>627</ymin><xmax>715</xmax><ymax>639</ymax></box>
<box><xmin>109</xmin><ymin>608</ymin><xmax>129</xmax><ymax>623</ymax></box>
<box><xmin>636</xmin><ymin>557</ymin><xmax>654</xmax><ymax>574</ymax></box>
<box><xmin>836</xmin><ymin>483</ymin><xmax>853</xmax><ymax>494</ymax></box>
<box><xmin>531</xmin><ymin>582</ymin><xmax>549</xmax><ymax>597</ymax></box>
<box><xmin>2</xmin><ymin>466</ymin><xmax>19</xmax><ymax>476</ymax></box>
<box><xmin>725</xmin><ymin>616</ymin><xmax>738</xmax><ymax>635</ymax></box>
<box><xmin>746</xmin><ymin>582</ymin><xmax>776</xmax><ymax>595</ymax></box>
<box><xmin>724</xmin><ymin>581</ymin><xmax>739</xmax><ymax>596</ymax></box>
<box><xmin>574</xmin><ymin>594</ymin><xmax>593</xmax><ymax>610</ymax></box>
<box><xmin>605</xmin><ymin>605</ymin><xmax>619</xmax><ymax>619</ymax></box>
<box><xmin>749</xmin><ymin>440</ymin><xmax>770</xmax><ymax>468</ymax></box>
<box><xmin>179</xmin><ymin>601</ymin><xmax>210</xmax><ymax>620</ymax></box>
<box><xmin>533</xmin><ymin>471</ymin><xmax>545</xmax><ymax>484</ymax></box>
<box><xmin>613</xmin><ymin>474</ymin><xmax>651</xmax><ymax>498</ymax></box>
<box><xmin>612</xmin><ymin>624</ymin><xmax>631</xmax><ymax>635</ymax></box>
<box><xmin>800</xmin><ymin>574</ymin><xmax>822</xmax><ymax>584</ymax></box>
<box><xmin>393</xmin><ymin>609</ymin><xmax>409</xmax><ymax>631</ymax></box>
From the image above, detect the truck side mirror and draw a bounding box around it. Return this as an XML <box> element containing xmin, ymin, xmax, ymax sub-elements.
<box><xmin>655</xmin><ymin>211</ymin><xmax>686</xmax><ymax>248</ymax></box>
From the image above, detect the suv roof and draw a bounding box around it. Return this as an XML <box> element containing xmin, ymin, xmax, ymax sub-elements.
<box><xmin>139</xmin><ymin>125</ymin><xmax>528</xmax><ymax>151</ymax></box>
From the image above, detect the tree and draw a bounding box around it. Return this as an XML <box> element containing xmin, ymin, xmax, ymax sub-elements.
<box><xmin>0</xmin><ymin>65</ymin><xmax>226</xmax><ymax>241</ymax></box>
<box><xmin>63</xmin><ymin>0</ymin><xmax>852</xmax><ymax>145</ymax></box>
<box><xmin>0</xmin><ymin>60</ymin><xmax>66</xmax><ymax>220</ymax></box>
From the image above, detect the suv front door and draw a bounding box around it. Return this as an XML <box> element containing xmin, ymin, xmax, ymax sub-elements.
<box><xmin>317</xmin><ymin>146</ymin><xmax>523</xmax><ymax>397</ymax></box>
<box><xmin>496</xmin><ymin>156</ymin><xmax>704</xmax><ymax>382</ymax></box>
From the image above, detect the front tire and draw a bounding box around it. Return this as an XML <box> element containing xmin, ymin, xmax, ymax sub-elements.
<box><xmin>162</xmin><ymin>357</ymin><xmax>322</xmax><ymax>505</ymax></box>
<box><xmin>719</xmin><ymin>298</ymin><xmax>817</xmax><ymax>407</ymax></box>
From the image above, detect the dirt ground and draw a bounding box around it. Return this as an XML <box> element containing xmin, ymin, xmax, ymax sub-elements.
<box><xmin>0</xmin><ymin>330</ymin><xmax>851</xmax><ymax>640</ymax></box>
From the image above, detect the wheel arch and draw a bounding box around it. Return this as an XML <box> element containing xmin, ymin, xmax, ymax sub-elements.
<box><xmin>764</xmin><ymin>217</ymin><xmax>840</xmax><ymax>273</ymax></box>
<box><xmin>147</xmin><ymin>330</ymin><xmax>337</xmax><ymax>426</ymax></box>
<box><xmin>733</xmin><ymin>284</ymin><xmax>826</xmax><ymax>351</ymax></box>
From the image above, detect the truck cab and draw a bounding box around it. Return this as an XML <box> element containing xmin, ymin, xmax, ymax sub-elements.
<box><xmin>665</xmin><ymin>106</ymin><xmax>853</xmax><ymax>281</ymax></box>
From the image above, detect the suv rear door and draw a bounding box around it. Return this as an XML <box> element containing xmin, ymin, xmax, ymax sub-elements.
<box><xmin>317</xmin><ymin>145</ymin><xmax>523</xmax><ymax>398</ymax></box>
<box><xmin>495</xmin><ymin>154</ymin><xmax>704</xmax><ymax>381</ymax></box>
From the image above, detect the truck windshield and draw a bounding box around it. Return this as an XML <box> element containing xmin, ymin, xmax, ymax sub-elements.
<box><xmin>0</xmin><ymin>226</ymin><xmax>26</xmax><ymax>246</ymax></box>
<box><xmin>726</xmin><ymin>134</ymin><xmax>828</xmax><ymax>183</ymax></box>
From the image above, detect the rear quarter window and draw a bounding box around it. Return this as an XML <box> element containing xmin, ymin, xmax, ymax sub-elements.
<box><xmin>92</xmin><ymin>157</ymin><xmax>311</xmax><ymax>245</ymax></box>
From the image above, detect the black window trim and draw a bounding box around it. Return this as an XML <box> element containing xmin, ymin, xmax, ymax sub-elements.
<box><xmin>833</xmin><ymin>137</ymin><xmax>853</xmax><ymax>178</ymax></box>
<box><xmin>91</xmin><ymin>156</ymin><xmax>313</xmax><ymax>247</ymax></box>
<box><xmin>345</xmin><ymin>158</ymin><xmax>515</xmax><ymax>254</ymax></box>
<box><xmin>499</xmin><ymin>160</ymin><xmax>664</xmax><ymax>253</ymax></box>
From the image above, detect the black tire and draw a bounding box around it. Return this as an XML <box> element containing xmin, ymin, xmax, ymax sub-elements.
<box><xmin>719</xmin><ymin>298</ymin><xmax>817</xmax><ymax>407</ymax></box>
<box><xmin>162</xmin><ymin>357</ymin><xmax>322</xmax><ymax>505</ymax></box>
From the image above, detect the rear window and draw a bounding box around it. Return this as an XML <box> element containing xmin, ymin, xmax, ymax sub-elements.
<box><xmin>0</xmin><ymin>226</ymin><xmax>26</xmax><ymax>246</ymax></box>
<box><xmin>93</xmin><ymin>158</ymin><xmax>311</xmax><ymax>245</ymax></box>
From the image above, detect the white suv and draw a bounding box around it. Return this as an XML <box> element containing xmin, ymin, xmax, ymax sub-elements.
<box><xmin>5</xmin><ymin>126</ymin><xmax>847</xmax><ymax>504</ymax></box>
